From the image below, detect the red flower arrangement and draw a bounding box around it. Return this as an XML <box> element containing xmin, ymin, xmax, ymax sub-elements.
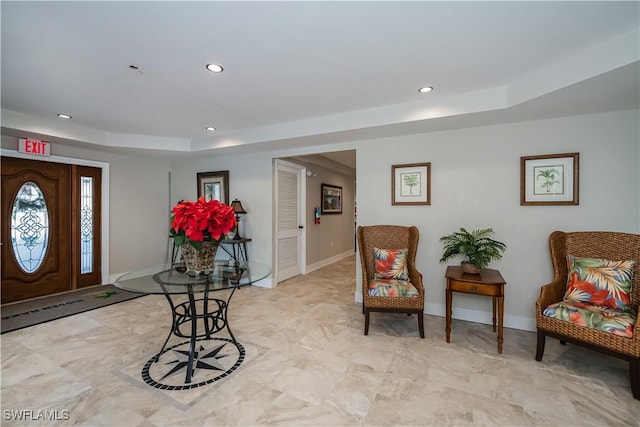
<box><xmin>170</xmin><ymin>197</ymin><xmax>237</xmax><ymax>249</ymax></box>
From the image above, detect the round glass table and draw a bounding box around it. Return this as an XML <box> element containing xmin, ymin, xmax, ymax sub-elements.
<box><xmin>115</xmin><ymin>260</ymin><xmax>270</xmax><ymax>389</ymax></box>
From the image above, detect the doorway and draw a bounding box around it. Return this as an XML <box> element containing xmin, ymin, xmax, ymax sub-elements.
<box><xmin>275</xmin><ymin>150</ymin><xmax>356</xmax><ymax>278</ymax></box>
<box><xmin>273</xmin><ymin>159</ymin><xmax>305</xmax><ymax>283</ymax></box>
<box><xmin>1</xmin><ymin>157</ymin><xmax>102</xmax><ymax>304</ymax></box>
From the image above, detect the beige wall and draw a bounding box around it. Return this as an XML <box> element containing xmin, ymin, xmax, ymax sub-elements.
<box><xmin>288</xmin><ymin>159</ymin><xmax>355</xmax><ymax>269</ymax></box>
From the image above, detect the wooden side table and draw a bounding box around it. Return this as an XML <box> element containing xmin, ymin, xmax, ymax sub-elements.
<box><xmin>445</xmin><ymin>266</ymin><xmax>506</xmax><ymax>353</ymax></box>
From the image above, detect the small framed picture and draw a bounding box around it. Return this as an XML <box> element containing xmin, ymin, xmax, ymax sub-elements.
<box><xmin>321</xmin><ymin>183</ymin><xmax>342</xmax><ymax>214</ymax></box>
<box><xmin>520</xmin><ymin>153</ymin><xmax>579</xmax><ymax>206</ymax></box>
<box><xmin>197</xmin><ymin>171</ymin><xmax>229</xmax><ymax>204</ymax></box>
<box><xmin>392</xmin><ymin>163</ymin><xmax>431</xmax><ymax>205</ymax></box>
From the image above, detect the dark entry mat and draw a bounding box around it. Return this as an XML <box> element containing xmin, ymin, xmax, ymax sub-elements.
<box><xmin>1</xmin><ymin>285</ymin><xmax>144</xmax><ymax>334</ymax></box>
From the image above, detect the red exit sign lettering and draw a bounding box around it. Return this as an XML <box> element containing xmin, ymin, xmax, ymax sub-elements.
<box><xmin>18</xmin><ymin>138</ymin><xmax>51</xmax><ymax>156</ymax></box>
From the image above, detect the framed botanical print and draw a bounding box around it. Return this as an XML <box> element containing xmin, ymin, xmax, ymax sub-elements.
<box><xmin>392</xmin><ymin>162</ymin><xmax>431</xmax><ymax>205</ymax></box>
<box><xmin>520</xmin><ymin>153</ymin><xmax>579</xmax><ymax>206</ymax></box>
<box><xmin>197</xmin><ymin>171</ymin><xmax>229</xmax><ymax>204</ymax></box>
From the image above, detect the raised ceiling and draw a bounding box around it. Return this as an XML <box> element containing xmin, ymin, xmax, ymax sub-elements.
<box><xmin>1</xmin><ymin>1</ymin><xmax>638</xmax><ymax>156</ymax></box>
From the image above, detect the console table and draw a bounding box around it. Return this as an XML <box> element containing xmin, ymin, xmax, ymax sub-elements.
<box><xmin>445</xmin><ymin>266</ymin><xmax>506</xmax><ymax>353</ymax></box>
<box><xmin>169</xmin><ymin>237</ymin><xmax>252</xmax><ymax>265</ymax></box>
<box><xmin>219</xmin><ymin>237</ymin><xmax>252</xmax><ymax>262</ymax></box>
<box><xmin>115</xmin><ymin>260</ymin><xmax>270</xmax><ymax>390</ymax></box>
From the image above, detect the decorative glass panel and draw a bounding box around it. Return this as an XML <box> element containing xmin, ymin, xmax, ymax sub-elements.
<box><xmin>80</xmin><ymin>176</ymin><xmax>93</xmax><ymax>274</ymax></box>
<box><xmin>11</xmin><ymin>182</ymin><xmax>49</xmax><ymax>273</ymax></box>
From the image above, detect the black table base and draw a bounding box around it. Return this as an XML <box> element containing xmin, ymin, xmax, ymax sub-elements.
<box><xmin>115</xmin><ymin>261</ymin><xmax>270</xmax><ymax>391</ymax></box>
<box><xmin>152</xmin><ymin>275</ymin><xmax>241</xmax><ymax>385</ymax></box>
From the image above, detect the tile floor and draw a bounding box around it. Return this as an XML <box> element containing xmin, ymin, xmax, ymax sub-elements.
<box><xmin>1</xmin><ymin>255</ymin><xmax>639</xmax><ymax>426</ymax></box>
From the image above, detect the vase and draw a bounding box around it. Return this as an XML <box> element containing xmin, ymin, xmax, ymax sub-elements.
<box><xmin>181</xmin><ymin>241</ymin><xmax>218</xmax><ymax>276</ymax></box>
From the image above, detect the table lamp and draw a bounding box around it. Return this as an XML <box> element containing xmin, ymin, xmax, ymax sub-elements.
<box><xmin>230</xmin><ymin>199</ymin><xmax>247</xmax><ymax>240</ymax></box>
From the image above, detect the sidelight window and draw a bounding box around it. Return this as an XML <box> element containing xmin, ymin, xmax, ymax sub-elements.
<box><xmin>80</xmin><ymin>176</ymin><xmax>94</xmax><ymax>273</ymax></box>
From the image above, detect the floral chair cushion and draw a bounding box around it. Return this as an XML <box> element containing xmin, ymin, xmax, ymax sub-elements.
<box><xmin>543</xmin><ymin>301</ymin><xmax>636</xmax><ymax>339</ymax></box>
<box><xmin>368</xmin><ymin>279</ymin><xmax>419</xmax><ymax>298</ymax></box>
<box><xmin>373</xmin><ymin>247</ymin><xmax>409</xmax><ymax>281</ymax></box>
<box><xmin>563</xmin><ymin>255</ymin><xmax>635</xmax><ymax>311</ymax></box>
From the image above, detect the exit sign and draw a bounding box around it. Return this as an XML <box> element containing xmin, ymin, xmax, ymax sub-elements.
<box><xmin>18</xmin><ymin>138</ymin><xmax>50</xmax><ymax>156</ymax></box>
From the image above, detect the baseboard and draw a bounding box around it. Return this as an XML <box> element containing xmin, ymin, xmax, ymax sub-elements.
<box><xmin>251</xmin><ymin>276</ymin><xmax>273</xmax><ymax>288</ymax></box>
<box><xmin>353</xmin><ymin>293</ymin><xmax>535</xmax><ymax>332</ymax></box>
<box><xmin>425</xmin><ymin>302</ymin><xmax>535</xmax><ymax>332</ymax></box>
<box><xmin>305</xmin><ymin>250</ymin><xmax>355</xmax><ymax>274</ymax></box>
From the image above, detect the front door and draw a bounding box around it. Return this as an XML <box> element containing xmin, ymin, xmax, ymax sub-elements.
<box><xmin>1</xmin><ymin>157</ymin><xmax>102</xmax><ymax>304</ymax></box>
<box><xmin>1</xmin><ymin>157</ymin><xmax>71</xmax><ymax>303</ymax></box>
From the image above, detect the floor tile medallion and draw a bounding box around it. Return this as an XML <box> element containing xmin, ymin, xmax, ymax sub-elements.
<box><xmin>141</xmin><ymin>337</ymin><xmax>244</xmax><ymax>390</ymax></box>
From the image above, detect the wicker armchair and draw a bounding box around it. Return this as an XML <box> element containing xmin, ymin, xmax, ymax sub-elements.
<box><xmin>535</xmin><ymin>231</ymin><xmax>640</xmax><ymax>400</ymax></box>
<box><xmin>357</xmin><ymin>225</ymin><xmax>425</xmax><ymax>338</ymax></box>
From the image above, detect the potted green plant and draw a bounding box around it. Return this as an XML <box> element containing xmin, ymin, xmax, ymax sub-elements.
<box><xmin>439</xmin><ymin>227</ymin><xmax>506</xmax><ymax>274</ymax></box>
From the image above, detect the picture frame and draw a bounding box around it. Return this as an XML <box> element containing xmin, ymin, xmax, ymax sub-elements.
<box><xmin>392</xmin><ymin>162</ymin><xmax>431</xmax><ymax>206</ymax></box>
<box><xmin>520</xmin><ymin>153</ymin><xmax>579</xmax><ymax>206</ymax></box>
<box><xmin>197</xmin><ymin>171</ymin><xmax>230</xmax><ymax>204</ymax></box>
<box><xmin>321</xmin><ymin>183</ymin><xmax>342</xmax><ymax>214</ymax></box>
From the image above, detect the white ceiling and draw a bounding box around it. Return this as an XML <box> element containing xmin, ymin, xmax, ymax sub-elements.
<box><xmin>1</xmin><ymin>1</ymin><xmax>638</xmax><ymax>157</ymax></box>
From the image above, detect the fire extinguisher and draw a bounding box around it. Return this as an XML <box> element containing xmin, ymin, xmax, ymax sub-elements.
<box><xmin>314</xmin><ymin>206</ymin><xmax>321</xmax><ymax>224</ymax></box>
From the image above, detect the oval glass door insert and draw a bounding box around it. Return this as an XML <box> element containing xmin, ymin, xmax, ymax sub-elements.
<box><xmin>11</xmin><ymin>181</ymin><xmax>49</xmax><ymax>273</ymax></box>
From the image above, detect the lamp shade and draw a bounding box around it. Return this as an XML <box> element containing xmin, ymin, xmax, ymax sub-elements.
<box><xmin>231</xmin><ymin>199</ymin><xmax>247</xmax><ymax>215</ymax></box>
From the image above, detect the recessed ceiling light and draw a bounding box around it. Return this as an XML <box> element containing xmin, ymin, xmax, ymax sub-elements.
<box><xmin>206</xmin><ymin>64</ymin><xmax>223</xmax><ymax>73</ymax></box>
<box><xmin>57</xmin><ymin>113</ymin><xmax>72</xmax><ymax>119</ymax></box>
<box><xmin>206</xmin><ymin>126</ymin><xmax>216</xmax><ymax>131</ymax></box>
<box><xmin>418</xmin><ymin>86</ymin><xmax>434</xmax><ymax>94</ymax></box>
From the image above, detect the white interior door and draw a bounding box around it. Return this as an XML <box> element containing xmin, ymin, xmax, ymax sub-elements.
<box><xmin>274</xmin><ymin>160</ymin><xmax>305</xmax><ymax>283</ymax></box>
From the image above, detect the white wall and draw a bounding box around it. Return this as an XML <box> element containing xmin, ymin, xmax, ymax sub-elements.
<box><xmin>0</xmin><ymin>136</ymin><xmax>172</xmax><ymax>279</ymax></box>
<box><xmin>355</xmin><ymin>110</ymin><xmax>639</xmax><ymax>331</ymax></box>
<box><xmin>169</xmin><ymin>151</ymin><xmax>275</xmax><ymax>268</ymax></box>
<box><xmin>106</xmin><ymin>154</ymin><xmax>170</xmax><ymax>274</ymax></box>
<box><xmin>169</xmin><ymin>110</ymin><xmax>638</xmax><ymax>331</ymax></box>
<box><xmin>4</xmin><ymin>109</ymin><xmax>637</xmax><ymax>331</ymax></box>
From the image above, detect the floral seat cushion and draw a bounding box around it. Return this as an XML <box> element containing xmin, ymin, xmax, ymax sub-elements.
<box><xmin>373</xmin><ymin>247</ymin><xmax>410</xmax><ymax>281</ymax></box>
<box><xmin>543</xmin><ymin>301</ymin><xmax>636</xmax><ymax>338</ymax></box>
<box><xmin>563</xmin><ymin>255</ymin><xmax>635</xmax><ymax>311</ymax></box>
<box><xmin>368</xmin><ymin>279</ymin><xmax>419</xmax><ymax>298</ymax></box>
